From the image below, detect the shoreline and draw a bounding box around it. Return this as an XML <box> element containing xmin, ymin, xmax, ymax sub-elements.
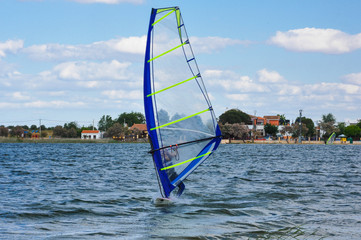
<box><xmin>1</xmin><ymin>137</ymin><xmax>359</xmax><ymax>145</ymax></box>
<box><xmin>221</xmin><ymin>139</ymin><xmax>361</xmax><ymax>145</ymax></box>
<box><xmin>0</xmin><ymin>137</ymin><xmax>147</xmax><ymax>144</ymax></box>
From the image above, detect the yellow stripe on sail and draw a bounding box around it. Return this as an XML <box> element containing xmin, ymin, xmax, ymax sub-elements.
<box><xmin>161</xmin><ymin>152</ymin><xmax>212</xmax><ymax>170</ymax></box>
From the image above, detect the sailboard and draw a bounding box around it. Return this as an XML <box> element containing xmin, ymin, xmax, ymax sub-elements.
<box><xmin>143</xmin><ymin>7</ymin><xmax>222</xmax><ymax>199</ymax></box>
<box><xmin>326</xmin><ymin>132</ymin><xmax>336</xmax><ymax>145</ymax></box>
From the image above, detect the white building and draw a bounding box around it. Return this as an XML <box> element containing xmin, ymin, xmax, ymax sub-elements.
<box><xmin>81</xmin><ymin>130</ymin><xmax>103</xmax><ymax>139</ymax></box>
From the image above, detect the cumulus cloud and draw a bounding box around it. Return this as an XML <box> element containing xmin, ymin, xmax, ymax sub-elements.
<box><xmin>18</xmin><ymin>35</ymin><xmax>241</xmax><ymax>61</ymax></box>
<box><xmin>0</xmin><ymin>100</ymin><xmax>86</xmax><ymax>109</ymax></box>
<box><xmin>226</xmin><ymin>94</ymin><xmax>249</xmax><ymax>101</ymax></box>
<box><xmin>10</xmin><ymin>92</ymin><xmax>31</xmax><ymax>101</ymax></box>
<box><xmin>101</xmin><ymin>90</ymin><xmax>142</xmax><ymax>99</ymax></box>
<box><xmin>53</xmin><ymin>60</ymin><xmax>132</xmax><ymax>80</ymax></box>
<box><xmin>269</xmin><ymin>28</ymin><xmax>361</xmax><ymax>54</ymax></box>
<box><xmin>203</xmin><ymin>67</ymin><xmax>361</xmax><ymax>121</ymax></box>
<box><xmin>24</xmin><ymin>100</ymin><xmax>86</xmax><ymax>108</ymax></box>
<box><xmin>257</xmin><ymin>69</ymin><xmax>285</xmax><ymax>83</ymax></box>
<box><xmin>190</xmin><ymin>36</ymin><xmax>248</xmax><ymax>53</ymax></box>
<box><xmin>0</xmin><ymin>40</ymin><xmax>24</xmax><ymax>57</ymax></box>
<box><xmin>23</xmin><ymin>36</ymin><xmax>147</xmax><ymax>61</ymax></box>
<box><xmin>342</xmin><ymin>72</ymin><xmax>361</xmax><ymax>85</ymax></box>
<box><xmin>204</xmin><ymin>69</ymin><xmax>269</xmax><ymax>93</ymax></box>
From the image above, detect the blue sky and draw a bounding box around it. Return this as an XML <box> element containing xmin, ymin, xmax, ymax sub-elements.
<box><xmin>1</xmin><ymin>0</ymin><xmax>361</xmax><ymax>128</ymax></box>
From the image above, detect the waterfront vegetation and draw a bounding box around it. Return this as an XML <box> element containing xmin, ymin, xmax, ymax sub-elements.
<box><xmin>1</xmin><ymin>109</ymin><xmax>361</xmax><ymax>143</ymax></box>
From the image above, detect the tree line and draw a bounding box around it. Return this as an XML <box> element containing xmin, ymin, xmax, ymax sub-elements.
<box><xmin>2</xmin><ymin>109</ymin><xmax>360</xmax><ymax>140</ymax></box>
<box><xmin>0</xmin><ymin>112</ymin><xmax>145</xmax><ymax>139</ymax></box>
<box><xmin>218</xmin><ymin>109</ymin><xmax>361</xmax><ymax>141</ymax></box>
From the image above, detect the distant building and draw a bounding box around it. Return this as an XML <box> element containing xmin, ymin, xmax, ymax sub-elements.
<box><xmin>129</xmin><ymin>124</ymin><xmax>148</xmax><ymax>138</ymax></box>
<box><xmin>249</xmin><ymin>115</ymin><xmax>282</xmax><ymax>137</ymax></box>
<box><xmin>264</xmin><ymin>115</ymin><xmax>280</xmax><ymax>126</ymax></box>
<box><xmin>81</xmin><ymin>130</ymin><xmax>103</xmax><ymax>139</ymax></box>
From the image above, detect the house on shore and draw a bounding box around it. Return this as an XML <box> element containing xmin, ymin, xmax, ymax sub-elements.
<box><xmin>249</xmin><ymin>115</ymin><xmax>282</xmax><ymax>137</ymax></box>
<box><xmin>129</xmin><ymin>124</ymin><xmax>148</xmax><ymax>138</ymax></box>
<box><xmin>81</xmin><ymin>130</ymin><xmax>103</xmax><ymax>139</ymax></box>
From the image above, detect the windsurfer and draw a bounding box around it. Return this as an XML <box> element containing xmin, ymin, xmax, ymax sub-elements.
<box><xmin>162</xmin><ymin>147</ymin><xmax>178</xmax><ymax>181</ymax></box>
<box><xmin>162</xmin><ymin>147</ymin><xmax>185</xmax><ymax>197</ymax></box>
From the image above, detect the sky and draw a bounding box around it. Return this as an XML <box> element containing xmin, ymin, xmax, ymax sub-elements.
<box><xmin>1</xmin><ymin>0</ymin><xmax>361</xmax><ymax>128</ymax></box>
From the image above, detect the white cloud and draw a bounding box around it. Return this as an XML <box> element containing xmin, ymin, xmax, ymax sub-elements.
<box><xmin>0</xmin><ymin>100</ymin><xmax>86</xmax><ymax>109</ymax></box>
<box><xmin>101</xmin><ymin>90</ymin><xmax>142</xmax><ymax>99</ymax></box>
<box><xmin>269</xmin><ymin>28</ymin><xmax>361</xmax><ymax>54</ymax></box>
<box><xmin>0</xmin><ymin>40</ymin><xmax>24</xmax><ymax>57</ymax></box>
<box><xmin>16</xmin><ymin>35</ymin><xmax>242</xmax><ymax>62</ymax></box>
<box><xmin>203</xmin><ymin>67</ymin><xmax>361</xmax><ymax>122</ymax></box>
<box><xmin>190</xmin><ymin>36</ymin><xmax>247</xmax><ymax>53</ymax></box>
<box><xmin>10</xmin><ymin>92</ymin><xmax>31</xmax><ymax>101</ymax></box>
<box><xmin>226</xmin><ymin>94</ymin><xmax>249</xmax><ymax>101</ymax></box>
<box><xmin>277</xmin><ymin>85</ymin><xmax>302</xmax><ymax>95</ymax></box>
<box><xmin>53</xmin><ymin>60</ymin><xmax>132</xmax><ymax>80</ymax></box>
<box><xmin>24</xmin><ymin>100</ymin><xmax>86</xmax><ymax>108</ymax></box>
<box><xmin>257</xmin><ymin>69</ymin><xmax>285</xmax><ymax>83</ymax></box>
<box><xmin>205</xmin><ymin>69</ymin><xmax>269</xmax><ymax>93</ymax></box>
<box><xmin>304</xmin><ymin>82</ymin><xmax>361</xmax><ymax>95</ymax></box>
<box><xmin>342</xmin><ymin>72</ymin><xmax>361</xmax><ymax>85</ymax></box>
<box><xmin>23</xmin><ymin>36</ymin><xmax>147</xmax><ymax>61</ymax></box>
<box><xmin>101</xmin><ymin>36</ymin><xmax>146</xmax><ymax>54</ymax></box>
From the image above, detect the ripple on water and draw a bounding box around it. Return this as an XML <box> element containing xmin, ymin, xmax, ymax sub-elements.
<box><xmin>1</xmin><ymin>143</ymin><xmax>361</xmax><ymax>239</ymax></box>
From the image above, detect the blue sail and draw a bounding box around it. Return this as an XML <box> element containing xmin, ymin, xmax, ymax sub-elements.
<box><xmin>143</xmin><ymin>7</ymin><xmax>221</xmax><ymax>198</ymax></box>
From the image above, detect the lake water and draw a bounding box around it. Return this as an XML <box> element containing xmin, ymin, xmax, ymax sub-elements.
<box><xmin>0</xmin><ymin>143</ymin><xmax>360</xmax><ymax>239</ymax></box>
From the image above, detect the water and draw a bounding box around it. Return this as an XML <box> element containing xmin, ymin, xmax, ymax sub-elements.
<box><xmin>1</xmin><ymin>143</ymin><xmax>360</xmax><ymax>239</ymax></box>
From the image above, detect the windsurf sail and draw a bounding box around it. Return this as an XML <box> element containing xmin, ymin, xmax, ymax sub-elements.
<box><xmin>326</xmin><ymin>132</ymin><xmax>336</xmax><ymax>145</ymax></box>
<box><xmin>143</xmin><ymin>7</ymin><xmax>222</xmax><ymax>198</ymax></box>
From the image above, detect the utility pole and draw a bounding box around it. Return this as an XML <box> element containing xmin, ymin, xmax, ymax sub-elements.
<box><xmin>298</xmin><ymin>110</ymin><xmax>302</xmax><ymax>143</ymax></box>
<box><xmin>39</xmin><ymin>119</ymin><xmax>42</xmax><ymax>139</ymax></box>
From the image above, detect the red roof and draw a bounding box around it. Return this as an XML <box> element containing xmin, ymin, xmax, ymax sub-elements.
<box><xmin>130</xmin><ymin>124</ymin><xmax>147</xmax><ymax>131</ymax></box>
<box><xmin>81</xmin><ymin>130</ymin><xmax>100</xmax><ymax>134</ymax></box>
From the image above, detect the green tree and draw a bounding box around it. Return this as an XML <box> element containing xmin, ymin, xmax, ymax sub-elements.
<box><xmin>219</xmin><ymin>123</ymin><xmax>249</xmax><ymax>141</ymax></box>
<box><xmin>98</xmin><ymin>115</ymin><xmax>114</xmax><ymax>131</ymax></box>
<box><xmin>0</xmin><ymin>126</ymin><xmax>9</xmax><ymax>137</ymax></box>
<box><xmin>320</xmin><ymin>113</ymin><xmax>336</xmax><ymax>140</ymax></box>
<box><xmin>296</xmin><ymin>117</ymin><xmax>314</xmax><ymax>138</ymax></box>
<box><xmin>64</xmin><ymin>121</ymin><xmax>79</xmax><ymax>130</ymax></box>
<box><xmin>264</xmin><ymin>123</ymin><xmax>278</xmax><ymax>137</ymax></box>
<box><xmin>337</xmin><ymin>122</ymin><xmax>346</xmax><ymax>135</ymax></box>
<box><xmin>66</xmin><ymin>128</ymin><xmax>78</xmax><ymax>138</ymax></box>
<box><xmin>287</xmin><ymin>123</ymin><xmax>308</xmax><ymax>138</ymax></box>
<box><xmin>219</xmin><ymin>123</ymin><xmax>232</xmax><ymax>139</ymax></box>
<box><xmin>116</xmin><ymin>112</ymin><xmax>145</xmax><ymax>127</ymax></box>
<box><xmin>357</xmin><ymin>120</ymin><xmax>361</xmax><ymax>129</ymax></box>
<box><xmin>30</xmin><ymin>125</ymin><xmax>37</xmax><ymax>130</ymax></box>
<box><xmin>322</xmin><ymin>113</ymin><xmax>336</xmax><ymax>123</ymax></box>
<box><xmin>63</xmin><ymin>122</ymin><xmax>80</xmax><ymax>137</ymax></box>
<box><xmin>230</xmin><ymin>123</ymin><xmax>249</xmax><ymax>139</ymax></box>
<box><xmin>278</xmin><ymin>114</ymin><xmax>287</xmax><ymax>125</ymax></box>
<box><xmin>219</xmin><ymin>109</ymin><xmax>251</xmax><ymax>125</ymax></box>
<box><xmin>53</xmin><ymin>126</ymin><xmax>66</xmax><ymax>138</ymax></box>
<box><xmin>106</xmin><ymin>122</ymin><xmax>128</xmax><ymax>138</ymax></box>
<box><xmin>344</xmin><ymin>125</ymin><xmax>361</xmax><ymax>138</ymax></box>
<box><xmin>10</xmin><ymin>126</ymin><xmax>24</xmax><ymax>137</ymax></box>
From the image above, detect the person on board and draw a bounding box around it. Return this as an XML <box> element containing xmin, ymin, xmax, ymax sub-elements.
<box><xmin>162</xmin><ymin>147</ymin><xmax>178</xmax><ymax>181</ymax></box>
<box><xmin>162</xmin><ymin>147</ymin><xmax>185</xmax><ymax>196</ymax></box>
